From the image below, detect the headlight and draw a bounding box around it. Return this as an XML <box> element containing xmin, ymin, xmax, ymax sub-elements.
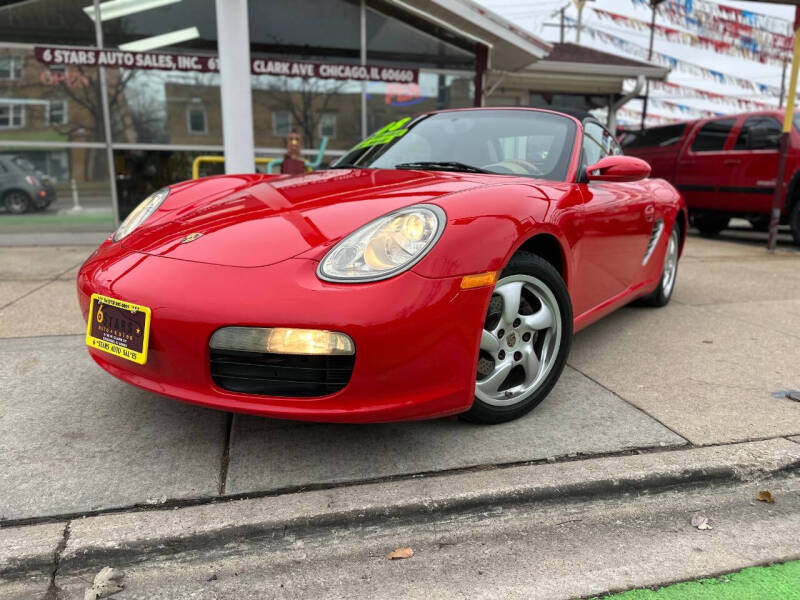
<box><xmin>113</xmin><ymin>188</ymin><xmax>169</xmax><ymax>242</ymax></box>
<box><xmin>317</xmin><ymin>204</ymin><xmax>445</xmax><ymax>282</ymax></box>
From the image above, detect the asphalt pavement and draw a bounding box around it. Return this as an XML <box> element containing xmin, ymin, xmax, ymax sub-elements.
<box><xmin>0</xmin><ymin>227</ymin><xmax>799</xmax><ymax>599</ymax></box>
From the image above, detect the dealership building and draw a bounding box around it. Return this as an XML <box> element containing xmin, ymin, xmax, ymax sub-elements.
<box><xmin>0</xmin><ymin>0</ymin><xmax>665</xmax><ymax>233</ymax></box>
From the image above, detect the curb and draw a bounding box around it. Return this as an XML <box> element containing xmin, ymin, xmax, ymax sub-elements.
<box><xmin>3</xmin><ymin>438</ymin><xmax>800</xmax><ymax>580</ymax></box>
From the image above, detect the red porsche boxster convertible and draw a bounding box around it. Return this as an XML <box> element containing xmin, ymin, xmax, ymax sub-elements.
<box><xmin>78</xmin><ymin>108</ymin><xmax>686</xmax><ymax>424</ymax></box>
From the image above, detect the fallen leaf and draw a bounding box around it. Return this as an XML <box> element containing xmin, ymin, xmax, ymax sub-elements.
<box><xmin>691</xmin><ymin>515</ymin><xmax>712</xmax><ymax>530</ymax></box>
<box><xmin>757</xmin><ymin>490</ymin><xmax>775</xmax><ymax>504</ymax></box>
<box><xmin>84</xmin><ymin>566</ymin><xmax>125</xmax><ymax>600</ymax></box>
<box><xmin>386</xmin><ymin>547</ymin><xmax>414</xmax><ymax>560</ymax></box>
<box><xmin>702</xmin><ymin>340</ymin><xmax>713</xmax><ymax>344</ymax></box>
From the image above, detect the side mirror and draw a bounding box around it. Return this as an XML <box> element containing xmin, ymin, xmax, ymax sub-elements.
<box><xmin>585</xmin><ymin>155</ymin><xmax>651</xmax><ymax>183</ymax></box>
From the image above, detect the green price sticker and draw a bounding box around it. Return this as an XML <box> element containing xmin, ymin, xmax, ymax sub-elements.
<box><xmin>355</xmin><ymin>117</ymin><xmax>411</xmax><ymax>149</ymax></box>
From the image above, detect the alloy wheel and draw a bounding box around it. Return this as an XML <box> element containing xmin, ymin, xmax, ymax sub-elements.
<box><xmin>475</xmin><ymin>274</ymin><xmax>562</xmax><ymax>407</ymax></box>
<box><xmin>4</xmin><ymin>192</ymin><xmax>29</xmax><ymax>214</ymax></box>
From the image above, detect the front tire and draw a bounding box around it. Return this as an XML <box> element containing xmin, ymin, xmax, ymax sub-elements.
<box><xmin>463</xmin><ymin>252</ymin><xmax>572</xmax><ymax>425</ymax></box>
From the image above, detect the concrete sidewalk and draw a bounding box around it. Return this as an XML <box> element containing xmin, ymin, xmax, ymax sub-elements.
<box><xmin>1</xmin><ymin>231</ymin><xmax>799</xmax><ymax>598</ymax></box>
<box><xmin>3</xmin><ymin>439</ymin><xmax>800</xmax><ymax>598</ymax></box>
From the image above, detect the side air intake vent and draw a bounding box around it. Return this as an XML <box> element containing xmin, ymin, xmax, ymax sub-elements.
<box><xmin>642</xmin><ymin>219</ymin><xmax>664</xmax><ymax>266</ymax></box>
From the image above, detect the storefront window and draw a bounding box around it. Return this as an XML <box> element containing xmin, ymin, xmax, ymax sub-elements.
<box><xmin>0</xmin><ymin>0</ymin><xmax>480</xmax><ymax>231</ymax></box>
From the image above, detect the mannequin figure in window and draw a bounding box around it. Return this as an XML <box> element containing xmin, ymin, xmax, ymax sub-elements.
<box><xmin>281</xmin><ymin>132</ymin><xmax>306</xmax><ymax>174</ymax></box>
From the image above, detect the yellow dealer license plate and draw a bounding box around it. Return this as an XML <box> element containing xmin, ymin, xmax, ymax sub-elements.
<box><xmin>86</xmin><ymin>293</ymin><xmax>151</xmax><ymax>365</ymax></box>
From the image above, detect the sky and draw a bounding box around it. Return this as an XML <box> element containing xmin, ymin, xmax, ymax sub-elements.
<box><xmin>476</xmin><ymin>0</ymin><xmax>797</xmax><ymax>126</ymax></box>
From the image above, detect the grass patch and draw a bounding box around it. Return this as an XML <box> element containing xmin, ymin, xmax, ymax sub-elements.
<box><xmin>596</xmin><ymin>561</ymin><xmax>800</xmax><ymax>599</ymax></box>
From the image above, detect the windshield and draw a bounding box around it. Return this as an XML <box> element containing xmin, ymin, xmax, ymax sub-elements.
<box><xmin>334</xmin><ymin>109</ymin><xmax>577</xmax><ymax>181</ymax></box>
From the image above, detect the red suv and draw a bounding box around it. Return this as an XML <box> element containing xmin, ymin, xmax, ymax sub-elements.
<box><xmin>621</xmin><ymin>111</ymin><xmax>800</xmax><ymax>244</ymax></box>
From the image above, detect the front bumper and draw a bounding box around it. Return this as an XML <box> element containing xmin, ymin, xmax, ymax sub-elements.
<box><xmin>77</xmin><ymin>243</ymin><xmax>492</xmax><ymax>422</ymax></box>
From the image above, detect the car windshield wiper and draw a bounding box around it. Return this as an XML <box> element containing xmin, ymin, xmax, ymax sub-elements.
<box><xmin>394</xmin><ymin>161</ymin><xmax>492</xmax><ymax>174</ymax></box>
<box><xmin>327</xmin><ymin>163</ymin><xmax>362</xmax><ymax>169</ymax></box>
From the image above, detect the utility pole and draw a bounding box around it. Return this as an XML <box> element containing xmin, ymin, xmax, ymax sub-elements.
<box><xmin>768</xmin><ymin>6</ymin><xmax>800</xmax><ymax>251</ymax></box>
<box><xmin>779</xmin><ymin>58</ymin><xmax>787</xmax><ymax>108</ymax></box>
<box><xmin>640</xmin><ymin>0</ymin><xmax>658</xmax><ymax>131</ymax></box>
<box><xmin>560</xmin><ymin>7</ymin><xmax>565</xmax><ymax>43</ymax></box>
<box><xmin>574</xmin><ymin>0</ymin><xmax>586</xmax><ymax>43</ymax></box>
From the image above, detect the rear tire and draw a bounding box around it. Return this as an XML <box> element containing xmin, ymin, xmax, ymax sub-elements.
<box><xmin>642</xmin><ymin>224</ymin><xmax>680</xmax><ymax>307</ymax></box>
<box><xmin>693</xmin><ymin>214</ymin><xmax>729</xmax><ymax>237</ymax></box>
<box><xmin>462</xmin><ymin>252</ymin><xmax>572</xmax><ymax>425</ymax></box>
<box><xmin>791</xmin><ymin>202</ymin><xmax>800</xmax><ymax>246</ymax></box>
<box><xmin>3</xmin><ymin>190</ymin><xmax>31</xmax><ymax>215</ymax></box>
<box><xmin>748</xmin><ymin>215</ymin><xmax>770</xmax><ymax>232</ymax></box>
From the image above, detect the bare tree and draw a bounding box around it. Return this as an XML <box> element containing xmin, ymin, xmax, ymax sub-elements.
<box><xmin>257</xmin><ymin>76</ymin><xmax>349</xmax><ymax>148</ymax></box>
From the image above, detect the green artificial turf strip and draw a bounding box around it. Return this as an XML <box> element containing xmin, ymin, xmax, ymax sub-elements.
<box><xmin>596</xmin><ymin>561</ymin><xmax>800</xmax><ymax>599</ymax></box>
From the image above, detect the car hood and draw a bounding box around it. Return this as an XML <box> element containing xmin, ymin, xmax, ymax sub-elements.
<box><xmin>121</xmin><ymin>169</ymin><xmax>488</xmax><ymax>267</ymax></box>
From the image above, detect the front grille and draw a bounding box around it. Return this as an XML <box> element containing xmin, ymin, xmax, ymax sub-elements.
<box><xmin>210</xmin><ymin>349</ymin><xmax>355</xmax><ymax>397</ymax></box>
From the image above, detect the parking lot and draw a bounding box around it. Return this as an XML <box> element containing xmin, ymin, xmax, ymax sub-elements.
<box><xmin>2</xmin><ymin>226</ymin><xmax>799</xmax><ymax>527</ymax></box>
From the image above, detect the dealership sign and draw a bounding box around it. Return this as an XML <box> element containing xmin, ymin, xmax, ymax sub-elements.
<box><xmin>34</xmin><ymin>47</ymin><xmax>418</xmax><ymax>84</ymax></box>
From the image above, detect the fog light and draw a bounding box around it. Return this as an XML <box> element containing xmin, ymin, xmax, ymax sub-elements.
<box><xmin>210</xmin><ymin>326</ymin><xmax>354</xmax><ymax>356</ymax></box>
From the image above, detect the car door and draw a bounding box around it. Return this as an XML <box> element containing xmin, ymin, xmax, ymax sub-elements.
<box><xmin>675</xmin><ymin>117</ymin><xmax>737</xmax><ymax>211</ymax></box>
<box><xmin>574</xmin><ymin>121</ymin><xmax>654</xmax><ymax>318</ymax></box>
<box><xmin>724</xmin><ymin>115</ymin><xmax>781</xmax><ymax>212</ymax></box>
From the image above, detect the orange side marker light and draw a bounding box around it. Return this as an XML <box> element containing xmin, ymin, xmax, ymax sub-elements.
<box><xmin>460</xmin><ymin>271</ymin><xmax>497</xmax><ymax>290</ymax></box>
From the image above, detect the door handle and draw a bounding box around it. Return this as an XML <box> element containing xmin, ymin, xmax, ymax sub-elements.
<box><xmin>723</xmin><ymin>159</ymin><xmax>740</xmax><ymax>166</ymax></box>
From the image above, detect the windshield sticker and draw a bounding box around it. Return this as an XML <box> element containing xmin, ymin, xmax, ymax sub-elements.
<box><xmin>355</xmin><ymin>118</ymin><xmax>411</xmax><ymax>149</ymax></box>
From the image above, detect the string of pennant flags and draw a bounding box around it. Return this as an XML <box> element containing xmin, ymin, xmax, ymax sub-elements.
<box><xmin>641</xmin><ymin>0</ymin><xmax>794</xmax><ymax>55</ymax></box>
<box><xmin>593</xmin><ymin>7</ymin><xmax>789</xmax><ymax>66</ymax></box>
<box><xmin>649</xmin><ymin>80</ymin><xmax>776</xmax><ymax>111</ymax></box>
<box><xmin>599</xmin><ymin>100</ymin><xmax>725</xmax><ymax>122</ymax></box>
<box><xmin>615</xmin><ymin>106</ymin><xmax>687</xmax><ymax>125</ymax></box>
<box><xmin>632</xmin><ymin>0</ymin><xmax>794</xmax><ymax>40</ymax></box>
<box><xmin>649</xmin><ymin>98</ymin><xmax>725</xmax><ymax>117</ymax></box>
<box><xmin>566</xmin><ymin>16</ymin><xmax>784</xmax><ymax>96</ymax></box>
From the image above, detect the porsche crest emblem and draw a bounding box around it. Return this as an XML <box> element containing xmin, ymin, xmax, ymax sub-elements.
<box><xmin>180</xmin><ymin>232</ymin><xmax>203</xmax><ymax>244</ymax></box>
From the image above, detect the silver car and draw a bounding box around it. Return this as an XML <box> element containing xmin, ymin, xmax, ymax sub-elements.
<box><xmin>0</xmin><ymin>155</ymin><xmax>57</xmax><ymax>214</ymax></box>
